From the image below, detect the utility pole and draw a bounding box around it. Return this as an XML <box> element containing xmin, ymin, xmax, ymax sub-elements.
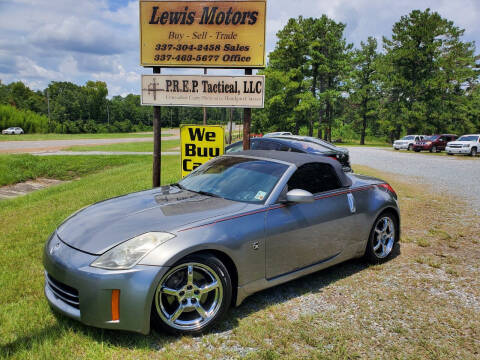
<box><xmin>243</xmin><ymin>68</ymin><xmax>252</xmax><ymax>150</ymax></box>
<box><xmin>228</xmin><ymin>108</ymin><xmax>233</xmax><ymax>144</ymax></box>
<box><xmin>106</xmin><ymin>102</ymin><xmax>110</xmax><ymax>126</ymax></box>
<box><xmin>47</xmin><ymin>89</ymin><xmax>51</xmax><ymax>121</ymax></box>
<box><xmin>152</xmin><ymin>67</ymin><xmax>162</xmax><ymax>188</ymax></box>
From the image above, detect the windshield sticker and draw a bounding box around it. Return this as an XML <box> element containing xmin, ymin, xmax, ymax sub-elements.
<box><xmin>255</xmin><ymin>191</ymin><xmax>267</xmax><ymax>201</ymax></box>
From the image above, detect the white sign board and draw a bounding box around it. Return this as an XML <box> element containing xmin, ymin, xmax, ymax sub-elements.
<box><xmin>141</xmin><ymin>75</ymin><xmax>264</xmax><ymax>108</ymax></box>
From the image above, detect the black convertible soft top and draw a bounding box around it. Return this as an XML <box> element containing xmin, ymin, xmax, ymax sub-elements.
<box><xmin>226</xmin><ymin>150</ymin><xmax>353</xmax><ymax>187</ymax></box>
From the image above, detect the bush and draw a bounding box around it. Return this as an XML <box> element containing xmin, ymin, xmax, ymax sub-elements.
<box><xmin>0</xmin><ymin>104</ymin><xmax>51</xmax><ymax>133</ymax></box>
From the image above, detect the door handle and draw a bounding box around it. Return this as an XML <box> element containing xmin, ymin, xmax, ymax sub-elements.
<box><xmin>347</xmin><ymin>193</ymin><xmax>356</xmax><ymax>214</ymax></box>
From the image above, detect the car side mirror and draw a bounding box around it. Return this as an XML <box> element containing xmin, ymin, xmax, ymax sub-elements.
<box><xmin>285</xmin><ymin>189</ymin><xmax>315</xmax><ymax>204</ymax></box>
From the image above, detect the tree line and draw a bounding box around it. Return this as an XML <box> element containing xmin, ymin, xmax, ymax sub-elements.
<box><xmin>1</xmin><ymin>9</ymin><xmax>479</xmax><ymax>141</ymax></box>
<box><xmin>0</xmin><ymin>80</ymin><xmax>243</xmax><ymax>134</ymax></box>
<box><xmin>253</xmin><ymin>9</ymin><xmax>480</xmax><ymax>143</ymax></box>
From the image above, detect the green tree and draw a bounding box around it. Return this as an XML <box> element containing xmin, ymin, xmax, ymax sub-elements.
<box><xmin>308</xmin><ymin>16</ymin><xmax>352</xmax><ymax>140</ymax></box>
<box><xmin>382</xmin><ymin>9</ymin><xmax>478</xmax><ymax>137</ymax></box>
<box><xmin>255</xmin><ymin>16</ymin><xmax>351</xmax><ymax>139</ymax></box>
<box><xmin>349</xmin><ymin>37</ymin><xmax>380</xmax><ymax>145</ymax></box>
<box><xmin>84</xmin><ymin>81</ymin><xmax>108</xmax><ymax>123</ymax></box>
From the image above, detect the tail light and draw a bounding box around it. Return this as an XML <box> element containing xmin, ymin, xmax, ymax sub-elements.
<box><xmin>378</xmin><ymin>183</ymin><xmax>397</xmax><ymax>199</ymax></box>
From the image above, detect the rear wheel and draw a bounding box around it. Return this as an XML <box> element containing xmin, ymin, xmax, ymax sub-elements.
<box><xmin>152</xmin><ymin>254</ymin><xmax>232</xmax><ymax>335</ymax></box>
<box><xmin>471</xmin><ymin>147</ymin><xmax>477</xmax><ymax>157</ymax></box>
<box><xmin>364</xmin><ymin>212</ymin><xmax>398</xmax><ymax>264</ymax></box>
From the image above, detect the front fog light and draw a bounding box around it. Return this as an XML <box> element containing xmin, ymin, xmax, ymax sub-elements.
<box><xmin>91</xmin><ymin>232</ymin><xmax>175</xmax><ymax>270</ymax></box>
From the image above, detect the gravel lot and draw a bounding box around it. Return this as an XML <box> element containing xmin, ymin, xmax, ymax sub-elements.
<box><xmin>348</xmin><ymin>147</ymin><xmax>480</xmax><ymax>213</ymax></box>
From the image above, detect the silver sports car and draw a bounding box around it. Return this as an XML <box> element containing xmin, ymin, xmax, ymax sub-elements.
<box><xmin>44</xmin><ymin>151</ymin><xmax>400</xmax><ymax>335</ymax></box>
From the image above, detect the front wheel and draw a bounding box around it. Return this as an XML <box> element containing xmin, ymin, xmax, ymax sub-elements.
<box><xmin>471</xmin><ymin>148</ymin><xmax>477</xmax><ymax>157</ymax></box>
<box><xmin>408</xmin><ymin>144</ymin><xmax>413</xmax><ymax>151</ymax></box>
<box><xmin>364</xmin><ymin>212</ymin><xmax>398</xmax><ymax>264</ymax></box>
<box><xmin>152</xmin><ymin>254</ymin><xmax>232</xmax><ymax>335</ymax></box>
<box><xmin>430</xmin><ymin>146</ymin><xmax>436</xmax><ymax>153</ymax></box>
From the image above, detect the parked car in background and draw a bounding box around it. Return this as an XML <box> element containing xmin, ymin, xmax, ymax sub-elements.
<box><xmin>446</xmin><ymin>134</ymin><xmax>480</xmax><ymax>157</ymax></box>
<box><xmin>412</xmin><ymin>134</ymin><xmax>457</xmax><ymax>153</ymax></box>
<box><xmin>264</xmin><ymin>132</ymin><xmax>293</xmax><ymax>137</ymax></box>
<box><xmin>2</xmin><ymin>127</ymin><xmax>24</xmax><ymax>135</ymax></box>
<box><xmin>276</xmin><ymin>135</ymin><xmax>349</xmax><ymax>154</ymax></box>
<box><xmin>44</xmin><ymin>151</ymin><xmax>400</xmax><ymax>335</ymax></box>
<box><xmin>393</xmin><ymin>135</ymin><xmax>426</xmax><ymax>151</ymax></box>
<box><xmin>226</xmin><ymin>136</ymin><xmax>352</xmax><ymax>172</ymax></box>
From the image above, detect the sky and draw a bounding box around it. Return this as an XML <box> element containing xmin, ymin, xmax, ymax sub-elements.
<box><xmin>0</xmin><ymin>0</ymin><xmax>479</xmax><ymax>97</ymax></box>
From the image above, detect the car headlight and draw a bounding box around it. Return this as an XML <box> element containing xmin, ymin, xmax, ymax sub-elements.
<box><xmin>463</xmin><ymin>144</ymin><xmax>470</xmax><ymax>148</ymax></box>
<box><xmin>91</xmin><ymin>232</ymin><xmax>175</xmax><ymax>270</ymax></box>
<box><xmin>426</xmin><ymin>141</ymin><xmax>432</xmax><ymax>145</ymax></box>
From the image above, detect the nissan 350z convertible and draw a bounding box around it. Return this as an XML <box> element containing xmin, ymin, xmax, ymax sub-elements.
<box><xmin>44</xmin><ymin>151</ymin><xmax>400</xmax><ymax>335</ymax></box>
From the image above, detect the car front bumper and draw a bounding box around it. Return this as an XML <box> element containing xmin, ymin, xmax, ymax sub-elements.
<box><xmin>446</xmin><ymin>147</ymin><xmax>471</xmax><ymax>154</ymax></box>
<box><xmin>393</xmin><ymin>143</ymin><xmax>410</xmax><ymax>150</ymax></box>
<box><xmin>43</xmin><ymin>233</ymin><xmax>168</xmax><ymax>334</ymax></box>
<box><xmin>413</xmin><ymin>145</ymin><xmax>432</xmax><ymax>151</ymax></box>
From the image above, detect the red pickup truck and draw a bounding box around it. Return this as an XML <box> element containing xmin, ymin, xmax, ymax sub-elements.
<box><xmin>413</xmin><ymin>134</ymin><xmax>457</xmax><ymax>153</ymax></box>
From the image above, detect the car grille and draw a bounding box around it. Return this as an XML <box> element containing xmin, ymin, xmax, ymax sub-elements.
<box><xmin>449</xmin><ymin>145</ymin><xmax>462</xmax><ymax>148</ymax></box>
<box><xmin>45</xmin><ymin>273</ymin><xmax>80</xmax><ymax>309</ymax></box>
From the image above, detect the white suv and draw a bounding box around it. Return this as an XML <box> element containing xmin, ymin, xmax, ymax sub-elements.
<box><xmin>446</xmin><ymin>134</ymin><xmax>480</xmax><ymax>156</ymax></box>
<box><xmin>393</xmin><ymin>135</ymin><xmax>426</xmax><ymax>151</ymax></box>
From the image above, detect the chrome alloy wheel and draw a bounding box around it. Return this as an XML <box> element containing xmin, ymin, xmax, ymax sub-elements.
<box><xmin>373</xmin><ymin>217</ymin><xmax>395</xmax><ymax>258</ymax></box>
<box><xmin>155</xmin><ymin>263</ymin><xmax>223</xmax><ymax>331</ymax></box>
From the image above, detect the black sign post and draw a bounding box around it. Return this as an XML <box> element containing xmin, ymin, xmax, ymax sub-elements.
<box><xmin>152</xmin><ymin>66</ymin><xmax>162</xmax><ymax>188</ymax></box>
<box><xmin>243</xmin><ymin>68</ymin><xmax>253</xmax><ymax>150</ymax></box>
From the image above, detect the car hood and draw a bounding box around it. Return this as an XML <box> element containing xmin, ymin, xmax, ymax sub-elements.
<box><xmin>56</xmin><ymin>186</ymin><xmax>248</xmax><ymax>255</ymax></box>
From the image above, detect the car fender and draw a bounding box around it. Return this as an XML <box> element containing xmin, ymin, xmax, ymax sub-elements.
<box><xmin>353</xmin><ymin>186</ymin><xmax>400</xmax><ymax>257</ymax></box>
<box><xmin>140</xmin><ymin>208</ymin><xmax>267</xmax><ymax>287</ymax></box>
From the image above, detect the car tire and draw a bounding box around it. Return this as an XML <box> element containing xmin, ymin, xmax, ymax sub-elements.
<box><xmin>394</xmin><ymin>148</ymin><xmax>399</xmax><ymax>151</ymax></box>
<box><xmin>408</xmin><ymin>144</ymin><xmax>413</xmax><ymax>151</ymax></box>
<box><xmin>364</xmin><ymin>211</ymin><xmax>398</xmax><ymax>264</ymax></box>
<box><xmin>471</xmin><ymin>148</ymin><xmax>477</xmax><ymax>157</ymax></box>
<box><xmin>152</xmin><ymin>253</ymin><xmax>232</xmax><ymax>335</ymax></box>
<box><xmin>447</xmin><ymin>153</ymin><xmax>454</xmax><ymax>156</ymax></box>
<box><xmin>430</xmin><ymin>146</ymin><xmax>436</xmax><ymax>153</ymax></box>
<box><xmin>414</xmin><ymin>149</ymin><xmax>420</xmax><ymax>152</ymax></box>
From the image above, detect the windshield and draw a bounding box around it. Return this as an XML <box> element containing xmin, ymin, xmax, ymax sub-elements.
<box><xmin>279</xmin><ymin>139</ymin><xmax>331</xmax><ymax>154</ymax></box>
<box><xmin>458</xmin><ymin>135</ymin><xmax>479</xmax><ymax>142</ymax></box>
<box><xmin>301</xmin><ymin>137</ymin><xmax>337</xmax><ymax>150</ymax></box>
<box><xmin>225</xmin><ymin>141</ymin><xmax>243</xmax><ymax>153</ymax></box>
<box><xmin>425</xmin><ymin>135</ymin><xmax>439</xmax><ymax>141</ymax></box>
<box><xmin>402</xmin><ymin>136</ymin><xmax>415</xmax><ymax>140</ymax></box>
<box><xmin>179</xmin><ymin>156</ymin><xmax>288</xmax><ymax>203</ymax></box>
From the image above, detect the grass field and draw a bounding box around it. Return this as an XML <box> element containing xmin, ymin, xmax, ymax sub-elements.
<box><xmin>0</xmin><ymin>156</ymin><xmax>478</xmax><ymax>359</ymax></box>
<box><xmin>0</xmin><ymin>132</ymin><xmax>173</xmax><ymax>142</ymax></box>
<box><xmin>0</xmin><ymin>154</ymin><xmax>156</xmax><ymax>187</ymax></box>
<box><xmin>66</xmin><ymin>140</ymin><xmax>180</xmax><ymax>153</ymax></box>
<box><xmin>341</xmin><ymin>140</ymin><xmax>391</xmax><ymax>147</ymax></box>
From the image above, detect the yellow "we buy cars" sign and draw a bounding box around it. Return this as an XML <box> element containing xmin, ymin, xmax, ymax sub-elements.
<box><xmin>181</xmin><ymin>125</ymin><xmax>225</xmax><ymax>177</ymax></box>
